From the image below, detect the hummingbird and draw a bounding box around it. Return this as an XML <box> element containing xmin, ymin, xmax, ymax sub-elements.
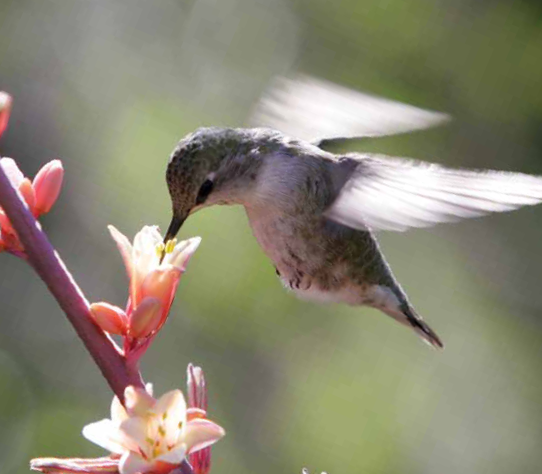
<box><xmin>163</xmin><ymin>75</ymin><xmax>542</xmax><ymax>349</ymax></box>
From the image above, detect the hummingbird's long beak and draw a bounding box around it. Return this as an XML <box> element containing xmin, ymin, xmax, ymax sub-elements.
<box><xmin>164</xmin><ymin>214</ymin><xmax>186</xmax><ymax>244</ymax></box>
<box><xmin>161</xmin><ymin>214</ymin><xmax>186</xmax><ymax>262</ymax></box>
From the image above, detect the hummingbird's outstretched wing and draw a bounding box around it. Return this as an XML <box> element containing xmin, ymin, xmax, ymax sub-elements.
<box><xmin>249</xmin><ymin>74</ymin><xmax>449</xmax><ymax>146</ymax></box>
<box><xmin>326</xmin><ymin>156</ymin><xmax>542</xmax><ymax>232</ymax></box>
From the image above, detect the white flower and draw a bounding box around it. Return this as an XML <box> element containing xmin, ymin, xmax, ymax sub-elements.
<box><xmin>82</xmin><ymin>386</ymin><xmax>225</xmax><ymax>474</ymax></box>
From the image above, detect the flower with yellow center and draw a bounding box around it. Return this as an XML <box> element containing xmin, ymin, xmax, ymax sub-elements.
<box><xmin>82</xmin><ymin>386</ymin><xmax>225</xmax><ymax>474</ymax></box>
<box><xmin>90</xmin><ymin>226</ymin><xmax>200</xmax><ymax>343</ymax></box>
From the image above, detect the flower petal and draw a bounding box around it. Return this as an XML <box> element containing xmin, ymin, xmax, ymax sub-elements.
<box><xmin>139</xmin><ymin>266</ymin><xmax>180</xmax><ymax>316</ymax></box>
<box><xmin>82</xmin><ymin>419</ymin><xmax>135</xmax><ymax>455</ymax></box>
<box><xmin>167</xmin><ymin>237</ymin><xmax>201</xmax><ymax>271</ymax></box>
<box><xmin>119</xmin><ymin>416</ymin><xmax>150</xmax><ymax>453</ymax></box>
<box><xmin>183</xmin><ymin>419</ymin><xmax>225</xmax><ymax>454</ymax></box>
<box><xmin>128</xmin><ymin>297</ymin><xmax>162</xmax><ymax>339</ymax></box>
<box><xmin>119</xmin><ymin>451</ymin><xmax>152</xmax><ymax>474</ymax></box>
<box><xmin>124</xmin><ymin>386</ymin><xmax>156</xmax><ymax>417</ymax></box>
<box><xmin>186</xmin><ymin>408</ymin><xmax>206</xmax><ymax>422</ymax></box>
<box><xmin>108</xmin><ymin>226</ymin><xmax>134</xmax><ymax>280</ymax></box>
<box><xmin>111</xmin><ymin>396</ymin><xmax>129</xmax><ymax>424</ymax></box>
<box><xmin>154</xmin><ymin>390</ymin><xmax>186</xmax><ymax>437</ymax></box>
<box><xmin>156</xmin><ymin>444</ymin><xmax>186</xmax><ymax>464</ymax></box>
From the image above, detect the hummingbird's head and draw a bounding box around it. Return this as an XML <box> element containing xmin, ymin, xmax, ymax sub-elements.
<box><xmin>163</xmin><ymin>127</ymin><xmax>251</xmax><ymax>243</ymax></box>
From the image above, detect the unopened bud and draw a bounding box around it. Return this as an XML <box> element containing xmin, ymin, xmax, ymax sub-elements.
<box><xmin>187</xmin><ymin>364</ymin><xmax>211</xmax><ymax>474</ymax></box>
<box><xmin>32</xmin><ymin>160</ymin><xmax>64</xmax><ymax>215</ymax></box>
<box><xmin>187</xmin><ymin>363</ymin><xmax>207</xmax><ymax>411</ymax></box>
<box><xmin>89</xmin><ymin>302</ymin><xmax>127</xmax><ymax>335</ymax></box>
<box><xmin>0</xmin><ymin>92</ymin><xmax>12</xmax><ymax>139</ymax></box>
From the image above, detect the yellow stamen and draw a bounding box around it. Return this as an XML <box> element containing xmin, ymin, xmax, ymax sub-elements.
<box><xmin>155</xmin><ymin>242</ymin><xmax>165</xmax><ymax>258</ymax></box>
<box><xmin>165</xmin><ymin>238</ymin><xmax>177</xmax><ymax>254</ymax></box>
<box><xmin>158</xmin><ymin>426</ymin><xmax>166</xmax><ymax>437</ymax></box>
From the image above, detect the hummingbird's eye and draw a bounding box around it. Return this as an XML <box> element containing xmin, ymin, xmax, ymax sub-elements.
<box><xmin>196</xmin><ymin>179</ymin><xmax>214</xmax><ymax>205</ymax></box>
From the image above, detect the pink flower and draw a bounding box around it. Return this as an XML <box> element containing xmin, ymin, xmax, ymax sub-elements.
<box><xmin>82</xmin><ymin>386</ymin><xmax>225</xmax><ymax>474</ymax></box>
<box><xmin>90</xmin><ymin>226</ymin><xmax>200</xmax><ymax>358</ymax></box>
<box><xmin>0</xmin><ymin>158</ymin><xmax>64</xmax><ymax>255</ymax></box>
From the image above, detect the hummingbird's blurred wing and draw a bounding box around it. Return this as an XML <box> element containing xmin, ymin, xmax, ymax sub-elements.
<box><xmin>326</xmin><ymin>156</ymin><xmax>542</xmax><ymax>232</ymax></box>
<box><xmin>249</xmin><ymin>75</ymin><xmax>449</xmax><ymax>145</ymax></box>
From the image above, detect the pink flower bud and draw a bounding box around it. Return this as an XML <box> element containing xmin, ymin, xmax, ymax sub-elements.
<box><xmin>90</xmin><ymin>302</ymin><xmax>127</xmax><ymax>335</ymax></box>
<box><xmin>187</xmin><ymin>364</ymin><xmax>211</xmax><ymax>474</ymax></box>
<box><xmin>32</xmin><ymin>160</ymin><xmax>64</xmax><ymax>215</ymax></box>
<box><xmin>19</xmin><ymin>178</ymin><xmax>36</xmax><ymax>211</ymax></box>
<box><xmin>0</xmin><ymin>92</ymin><xmax>12</xmax><ymax>139</ymax></box>
<box><xmin>187</xmin><ymin>364</ymin><xmax>207</xmax><ymax>411</ymax></box>
<box><xmin>128</xmin><ymin>297</ymin><xmax>162</xmax><ymax>339</ymax></box>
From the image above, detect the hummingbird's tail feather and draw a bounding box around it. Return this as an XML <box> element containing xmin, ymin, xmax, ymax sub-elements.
<box><xmin>400</xmin><ymin>304</ymin><xmax>444</xmax><ymax>350</ymax></box>
<box><xmin>377</xmin><ymin>296</ymin><xmax>444</xmax><ymax>349</ymax></box>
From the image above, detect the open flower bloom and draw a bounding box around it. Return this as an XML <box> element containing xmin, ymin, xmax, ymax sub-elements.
<box><xmin>82</xmin><ymin>386</ymin><xmax>225</xmax><ymax>474</ymax></box>
<box><xmin>90</xmin><ymin>226</ymin><xmax>200</xmax><ymax>344</ymax></box>
<box><xmin>0</xmin><ymin>157</ymin><xmax>64</xmax><ymax>254</ymax></box>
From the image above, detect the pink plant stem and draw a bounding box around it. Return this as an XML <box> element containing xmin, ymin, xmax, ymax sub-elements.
<box><xmin>0</xmin><ymin>164</ymin><xmax>143</xmax><ymax>399</ymax></box>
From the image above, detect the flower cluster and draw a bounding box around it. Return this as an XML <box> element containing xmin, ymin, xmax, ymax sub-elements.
<box><xmin>32</xmin><ymin>365</ymin><xmax>225</xmax><ymax>474</ymax></box>
<box><xmin>82</xmin><ymin>384</ymin><xmax>224</xmax><ymax>474</ymax></box>
<box><xmin>89</xmin><ymin>226</ymin><xmax>200</xmax><ymax>362</ymax></box>
<box><xmin>0</xmin><ymin>158</ymin><xmax>64</xmax><ymax>254</ymax></box>
<box><xmin>0</xmin><ymin>94</ymin><xmax>64</xmax><ymax>255</ymax></box>
<box><xmin>1</xmin><ymin>93</ymin><xmax>225</xmax><ymax>474</ymax></box>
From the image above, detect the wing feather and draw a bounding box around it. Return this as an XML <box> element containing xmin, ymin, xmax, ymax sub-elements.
<box><xmin>326</xmin><ymin>156</ymin><xmax>542</xmax><ymax>232</ymax></box>
<box><xmin>249</xmin><ymin>75</ymin><xmax>449</xmax><ymax>144</ymax></box>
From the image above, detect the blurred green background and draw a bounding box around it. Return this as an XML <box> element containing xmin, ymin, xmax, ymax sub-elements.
<box><xmin>1</xmin><ymin>1</ymin><xmax>542</xmax><ymax>473</ymax></box>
